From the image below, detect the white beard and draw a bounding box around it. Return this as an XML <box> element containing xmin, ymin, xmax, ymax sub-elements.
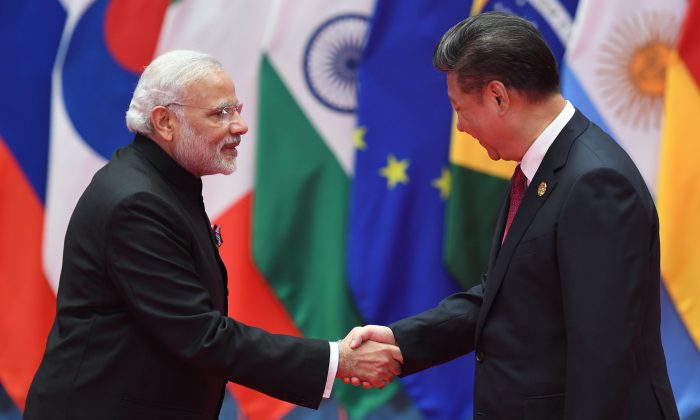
<box><xmin>172</xmin><ymin>119</ymin><xmax>237</xmax><ymax>177</ymax></box>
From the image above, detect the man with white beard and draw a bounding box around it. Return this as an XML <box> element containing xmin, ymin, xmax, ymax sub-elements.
<box><xmin>24</xmin><ymin>50</ymin><xmax>403</xmax><ymax>420</ymax></box>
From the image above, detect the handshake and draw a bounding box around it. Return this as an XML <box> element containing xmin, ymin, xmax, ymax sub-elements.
<box><xmin>336</xmin><ymin>325</ymin><xmax>402</xmax><ymax>389</ymax></box>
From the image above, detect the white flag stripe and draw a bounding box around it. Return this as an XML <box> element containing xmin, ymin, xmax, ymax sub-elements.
<box><xmin>565</xmin><ymin>0</ymin><xmax>687</xmax><ymax>195</ymax></box>
<box><xmin>264</xmin><ymin>0</ymin><xmax>376</xmax><ymax>176</ymax></box>
<box><xmin>44</xmin><ymin>0</ymin><xmax>107</xmax><ymax>292</ymax></box>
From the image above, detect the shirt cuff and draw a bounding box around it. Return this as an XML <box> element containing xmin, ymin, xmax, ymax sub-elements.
<box><xmin>324</xmin><ymin>341</ymin><xmax>339</xmax><ymax>398</ymax></box>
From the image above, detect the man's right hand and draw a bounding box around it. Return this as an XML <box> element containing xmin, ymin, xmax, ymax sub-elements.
<box><xmin>337</xmin><ymin>325</ymin><xmax>401</xmax><ymax>388</ymax></box>
<box><xmin>336</xmin><ymin>326</ymin><xmax>402</xmax><ymax>389</ymax></box>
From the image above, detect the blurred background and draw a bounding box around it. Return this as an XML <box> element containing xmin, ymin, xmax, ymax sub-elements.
<box><xmin>1</xmin><ymin>0</ymin><xmax>698</xmax><ymax>418</ymax></box>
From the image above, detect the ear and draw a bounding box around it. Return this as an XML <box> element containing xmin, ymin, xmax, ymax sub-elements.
<box><xmin>485</xmin><ymin>80</ymin><xmax>510</xmax><ymax>115</ymax></box>
<box><xmin>150</xmin><ymin>106</ymin><xmax>176</xmax><ymax>142</ymax></box>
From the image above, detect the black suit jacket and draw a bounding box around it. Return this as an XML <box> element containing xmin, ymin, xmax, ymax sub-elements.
<box><xmin>391</xmin><ymin>111</ymin><xmax>679</xmax><ymax>420</ymax></box>
<box><xmin>25</xmin><ymin>135</ymin><xmax>329</xmax><ymax>420</ymax></box>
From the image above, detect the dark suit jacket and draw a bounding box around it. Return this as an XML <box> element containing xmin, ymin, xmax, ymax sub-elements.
<box><xmin>25</xmin><ymin>135</ymin><xmax>329</xmax><ymax>420</ymax></box>
<box><xmin>391</xmin><ymin>111</ymin><xmax>679</xmax><ymax>420</ymax></box>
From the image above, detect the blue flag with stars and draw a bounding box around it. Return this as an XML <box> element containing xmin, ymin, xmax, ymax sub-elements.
<box><xmin>347</xmin><ymin>0</ymin><xmax>474</xmax><ymax>418</ymax></box>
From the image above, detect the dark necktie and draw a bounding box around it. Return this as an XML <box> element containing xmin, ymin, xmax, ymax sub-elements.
<box><xmin>502</xmin><ymin>165</ymin><xmax>527</xmax><ymax>243</ymax></box>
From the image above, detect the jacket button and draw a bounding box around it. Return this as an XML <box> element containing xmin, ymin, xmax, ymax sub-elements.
<box><xmin>476</xmin><ymin>351</ymin><xmax>484</xmax><ymax>363</ymax></box>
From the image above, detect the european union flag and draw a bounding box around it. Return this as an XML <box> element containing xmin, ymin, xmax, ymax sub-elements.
<box><xmin>348</xmin><ymin>1</ymin><xmax>474</xmax><ymax>418</ymax></box>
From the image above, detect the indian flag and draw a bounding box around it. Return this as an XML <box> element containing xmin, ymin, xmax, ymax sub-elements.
<box><xmin>254</xmin><ymin>0</ymin><xmax>400</xmax><ymax>417</ymax></box>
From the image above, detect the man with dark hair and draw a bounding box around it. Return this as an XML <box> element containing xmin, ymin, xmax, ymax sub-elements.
<box><xmin>346</xmin><ymin>12</ymin><xmax>679</xmax><ymax>419</ymax></box>
<box><xmin>25</xmin><ymin>50</ymin><xmax>401</xmax><ymax>420</ymax></box>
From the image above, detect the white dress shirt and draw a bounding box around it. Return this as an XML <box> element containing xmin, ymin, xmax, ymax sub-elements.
<box><xmin>324</xmin><ymin>342</ymin><xmax>339</xmax><ymax>397</ymax></box>
<box><xmin>520</xmin><ymin>101</ymin><xmax>575</xmax><ymax>185</ymax></box>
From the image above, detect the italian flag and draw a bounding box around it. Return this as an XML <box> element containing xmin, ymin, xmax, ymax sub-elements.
<box><xmin>254</xmin><ymin>0</ymin><xmax>400</xmax><ymax>417</ymax></box>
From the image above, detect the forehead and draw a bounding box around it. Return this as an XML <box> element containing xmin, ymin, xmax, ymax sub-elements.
<box><xmin>184</xmin><ymin>70</ymin><xmax>237</xmax><ymax>104</ymax></box>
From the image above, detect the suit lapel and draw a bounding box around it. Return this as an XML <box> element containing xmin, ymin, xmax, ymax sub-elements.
<box><xmin>475</xmin><ymin>110</ymin><xmax>591</xmax><ymax>340</ymax></box>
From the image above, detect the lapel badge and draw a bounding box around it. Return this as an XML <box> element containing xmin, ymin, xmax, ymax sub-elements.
<box><xmin>211</xmin><ymin>224</ymin><xmax>223</xmax><ymax>247</ymax></box>
<box><xmin>537</xmin><ymin>181</ymin><xmax>547</xmax><ymax>197</ymax></box>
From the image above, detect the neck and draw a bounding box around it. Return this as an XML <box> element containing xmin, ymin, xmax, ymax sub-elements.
<box><xmin>515</xmin><ymin>94</ymin><xmax>566</xmax><ymax>160</ymax></box>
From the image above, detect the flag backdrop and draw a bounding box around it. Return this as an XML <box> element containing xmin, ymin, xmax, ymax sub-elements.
<box><xmin>348</xmin><ymin>0</ymin><xmax>474</xmax><ymax>418</ymax></box>
<box><xmin>253</xmin><ymin>0</ymin><xmax>404</xmax><ymax>417</ymax></box>
<box><xmin>2</xmin><ymin>0</ymin><xmax>700</xmax><ymax>419</ymax></box>
<box><xmin>0</xmin><ymin>0</ymin><xmax>65</xmax><ymax>413</ymax></box>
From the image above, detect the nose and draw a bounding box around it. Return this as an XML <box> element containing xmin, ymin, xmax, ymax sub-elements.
<box><xmin>229</xmin><ymin>114</ymin><xmax>248</xmax><ymax>135</ymax></box>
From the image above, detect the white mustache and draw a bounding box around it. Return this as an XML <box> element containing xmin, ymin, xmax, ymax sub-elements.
<box><xmin>220</xmin><ymin>136</ymin><xmax>241</xmax><ymax>148</ymax></box>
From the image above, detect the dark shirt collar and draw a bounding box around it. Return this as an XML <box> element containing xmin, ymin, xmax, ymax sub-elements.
<box><xmin>132</xmin><ymin>133</ymin><xmax>203</xmax><ymax>198</ymax></box>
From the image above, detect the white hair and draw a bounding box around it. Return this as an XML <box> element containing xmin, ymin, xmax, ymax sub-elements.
<box><xmin>125</xmin><ymin>50</ymin><xmax>224</xmax><ymax>135</ymax></box>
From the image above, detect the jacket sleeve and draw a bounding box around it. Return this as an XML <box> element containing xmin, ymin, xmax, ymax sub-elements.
<box><xmin>390</xmin><ymin>280</ymin><xmax>484</xmax><ymax>376</ymax></box>
<box><xmin>104</xmin><ymin>191</ymin><xmax>329</xmax><ymax>409</ymax></box>
<box><xmin>558</xmin><ymin>168</ymin><xmax>654</xmax><ymax>419</ymax></box>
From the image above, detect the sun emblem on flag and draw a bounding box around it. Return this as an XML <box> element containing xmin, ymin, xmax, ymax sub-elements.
<box><xmin>303</xmin><ymin>14</ymin><xmax>369</xmax><ymax>113</ymax></box>
<box><xmin>596</xmin><ymin>10</ymin><xmax>679</xmax><ymax>129</ymax></box>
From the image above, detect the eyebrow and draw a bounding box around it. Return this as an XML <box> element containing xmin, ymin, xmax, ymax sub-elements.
<box><xmin>215</xmin><ymin>100</ymin><xmax>238</xmax><ymax>110</ymax></box>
